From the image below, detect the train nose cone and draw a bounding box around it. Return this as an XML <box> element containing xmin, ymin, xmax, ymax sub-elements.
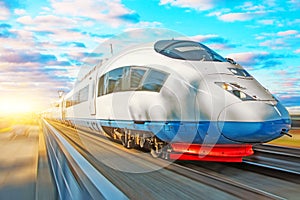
<box><xmin>217</xmin><ymin>101</ymin><xmax>291</xmax><ymax>143</ymax></box>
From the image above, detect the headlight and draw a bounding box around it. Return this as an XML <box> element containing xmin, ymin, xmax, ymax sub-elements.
<box><xmin>222</xmin><ymin>83</ymin><xmax>233</xmax><ymax>91</ymax></box>
<box><xmin>216</xmin><ymin>82</ymin><xmax>254</xmax><ymax>101</ymax></box>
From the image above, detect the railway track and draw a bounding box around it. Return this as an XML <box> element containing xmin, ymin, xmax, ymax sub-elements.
<box><xmin>178</xmin><ymin>144</ymin><xmax>300</xmax><ymax>199</ymax></box>
<box><xmin>44</xmin><ymin>120</ymin><xmax>300</xmax><ymax>199</ymax></box>
<box><xmin>240</xmin><ymin>144</ymin><xmax>300</xmax><ymax>184</ymax></box>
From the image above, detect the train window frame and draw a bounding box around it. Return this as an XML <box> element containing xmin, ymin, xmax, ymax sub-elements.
<box><xmin>97</xmin><ymin>66</ymin><xmax>169</xmax><ymax>97</ymax></box>
<box><xmin>154</xmin><ymin>40</ymin><xmax>226</xmax><ymax>62</ymax></box>
<box><xmin>66</xmin><ymin>85</ymin><xmax>89</xmax><ymax>108</ymax></box>
<box><xmin>98</xmin><ymin>75</ymin><xmax>105</xmax><ymax>97</ymax></box>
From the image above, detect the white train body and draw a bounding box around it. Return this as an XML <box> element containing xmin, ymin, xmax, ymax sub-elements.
<box><xmin>46</xmin><ymin>40</ymin><xmax>291</xmax><ymax>161</ymax></box>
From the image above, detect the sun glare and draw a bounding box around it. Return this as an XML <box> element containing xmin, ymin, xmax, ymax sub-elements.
<box><xmin>0</xmin><ymin>98</ymin><xmax>36</xmax><ymax>116</ymax></box>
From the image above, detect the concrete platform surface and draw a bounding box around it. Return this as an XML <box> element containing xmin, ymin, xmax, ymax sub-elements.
<box><xmin>0</xmin><ymin>123</ymin><xmax>57</xmax><ymax>200</ymax></box>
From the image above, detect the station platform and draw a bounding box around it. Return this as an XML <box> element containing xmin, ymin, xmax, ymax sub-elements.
<box><xmin>0</xmin><ymin>122</ymin><xmax>57</xmax><ymax>199</ymax></box>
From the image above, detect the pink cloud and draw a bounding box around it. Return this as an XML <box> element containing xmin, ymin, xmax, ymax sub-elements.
<box><xmin>206</xmin><ymin>43</ymin><xmax>230</xmax><ymax>50</ymax></box>
<box><xmin>294</xmin><ymin>49</ymin><xmax>300</xmax><ymax>53</ymax></box>
<box><xmin>277</xmin><ymin>30</ymin><xmax>298</xmax><ymax>36</ymax></box>
<box><xmin>188</xmin><ymin>34</ymin><xmax>219</xmax><ymax>42</ymax></box>
<box><xmin>225</xmin><ymin>51</ymin><xmax>270</xmax><ymax>67</ymax></box>
<box><xmin>159</xmin><ymin>0</ymin><xmax>214</xmax><ymax>11</ymax></box>
<box><xmin>0</xmin><ymin>3</ymin><xmax>10</xmax><ymax>20</ymax></box>
<box><xmin>14</xmin><ymin>9</ymin><xmax>27</xmax><ymax>15</ymax></box>
<box><xmin>259</xmin><ymin>38</ymin><xmax>286</xmax><ymax>49</ymax></box>
<box><xmin>218</xmin><ymin>12</ymin><xmax>254</xmax><ymax>22</ymax></box>
<box><xmin>0</xmin><ymin>34</ymin><xmax>35</xmax><ymax>50</ymax></box>
<box><xmin>17</xmin><ymin>15</ymin><xmax>77</xmax><ymax>28</ymax></box>
<box><xmin>226</xmin><ymin>52</ymin><xmax>265</xmax><ymax>62</ymax></box>
<box><xmin>237</xmin><ymin>2</ymin><xmax>267</xmax><ymax>12</ymax></box>
<box><xmin>258</xmin><ymin>19</ymin><xmax>274</xmax><ymax>25</ymax></box>
<box><xmin>50</xmin><ymin>0</ymin><xmax>137</xmax><ymax>27</ymax></box>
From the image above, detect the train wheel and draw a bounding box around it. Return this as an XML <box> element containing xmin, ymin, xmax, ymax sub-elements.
<box><xmin>150</xmin><ymin>148</ymin><xmax>161</xmax><ymax>158</ymax></box>
<box><xmin>150</xmin><ymin>137</ymin><xmax>163</xmax><ymax>158</ymax></box>
<box><xmin>139</xmin><ymin>137</ymin><xmax>145</xmax><ymax>148</ymax></box>
<box><xmin>126</xmin><ymin>140</ymin><xmax>133</xmax><ymax>149</ymax></box>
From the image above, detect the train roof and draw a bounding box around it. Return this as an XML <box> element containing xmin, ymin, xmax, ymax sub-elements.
<box><xmin>76</xmin><ymin>39</ymin><xmax>228</xmax><ymax>84</ymax></box>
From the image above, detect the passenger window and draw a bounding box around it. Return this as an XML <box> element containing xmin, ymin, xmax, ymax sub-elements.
<box><xmin>97</xmin><ymin>66</ymin><xmax>168</xmax><ymax>96</ymax></box>
<box><xmin>79</xmin><ymin>86</ymin><xmax>89</xmax><ymax>102</ymax></box>
<box><xmin>130</xmin><ymin>68</ymin><xmax>146</xmax><ymax>88</ymax></box>
<box><xmin>142</xmin><ymin>70</ymin><xmax>168</xmax><ymax>92</ymax></box>
<box><xmin>98</xmin><ymin>75</ymin><xmax>105</xmax><ymax>97</ymax></box>
<box><xmin>107</xmin><ymin>68</ymin><xmax>123</xmax><ymax>94</ymax></box>
<box><xmin>66</xmin><ymin>99</ymin><xmax>72</xmax><ymax>108</ymax></box>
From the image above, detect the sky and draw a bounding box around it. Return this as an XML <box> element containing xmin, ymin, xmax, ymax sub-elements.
<box><xmin>0</xmin><ymin>0</ymin><xmax>299</xmax><ymax>115</ymax></box>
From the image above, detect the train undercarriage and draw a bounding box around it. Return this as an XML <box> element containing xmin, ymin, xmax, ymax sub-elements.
<box><xmin>49</xmin><ymin>119</ymin><xmax>254</xmax><ymax>162</ymax></box>
<box><xmin>101</xmin><ymin>126</ymin><xmax>254</xmax><ymax>162</ymax></box>
<box><xmin>102</xmin><ymin>126</ymin><xmax>170</xmax><ymax>159</ymax></box>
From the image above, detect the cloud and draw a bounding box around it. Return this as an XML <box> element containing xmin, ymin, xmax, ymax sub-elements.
<box><xmin>206</xmin><ymin>1</ymin><xmax>269</xmax><ymax>22</ymax></box>
<box><xmin>0</xmin><ymin>2</ymin><xmax>10</xmax><ymax>20</ymax></box>
<box><xmin>277</xmin><ymin>30</ymin><xmax>298</xmax><ymax>36</ymax></box>
<box><xmin>44</xmin><ymin>65</ymin><xmax>80</xmax><ymax>81</ymax></box>
<box><xmin>0</xmin><ymin>69</ymin><xmax>74</xmax><ymax>110</ymax></box>
<box><xmin>0</xmin><ymin>45</ymin><xmax>76</xmax><ymax>110</ymax></box>
<box><xmin>220</xmin><ymin>12</ymin><xmax>254</xmax><ymax>22</ymax></box>
<box><xmin>225</xmin><ymin>51</ymin><xmax>290</xmax><ymax>69</ymax></box>
<box><xmin>1</xmin><ymin>37</ymin><xmax>32</xmax><ymax>50</ymax></box>
<box><xmin>259</xmin><ymin>38</ymin><xmax>288</xmax><ymax>49</ymax></box>
<box><xmin>16</xmin><ymin>15</ymin><xmax>89</xmax><ymax>44</ymax></box>
<box><xmin>188</xmin><ymin>34</ymin><xmax>236</xmax><ymax>50</ymax></box>
<box><xmin>0</xmin><ymin>48</ymin><xmax>72</xmax><ymax>73</ymax></box>
<box><xmin>208</xmin><ymin>11</ymin><xmax>264</xmax><ymax>22</ymax></box>
<box><xmin>159</xmin><ymin>0</ymin><xmax>215</xmax><ymax>11</ymax></box>
<box><xmin>289</xmin><ymin>0</ymin><xmax>300</xmax><ymax>9</ymax></box>
<box><xmin>14</xmin><ymin>8</ymin><xmax>26</xmax><ymax>15</ymax></box>
<box><xmin>0</xmin><ymin>51</ymin><xmax>56</xmax><ymax>64</ymax></box>
<box><xmin>17</xmin><ymin>15</ymin><xmax>77</xmax><ymax>28</ymax></box>
<box><xmin>237</xmin><ymin>2</ymin><xmax>266</xmax><ymax>12</ymax></box>
<box><xmin>258</xmin><ymin>30</ymin><xmax>299</xmax><ymax>50</ymax></box>
<box><xmin>258</xmin><ymin>19</ymin><xmax>274</xmax><ymax>25</ymax></box>
<box><xmin>287</xmin><ymin>19</ymin><xmax>300</xmax><ymax>26</ymax></box>
<box><xmin>124</xmin><ymin>21</ymin><xmax>163</xmax><ymax>32</ymax></box>
<box><xmin>50</xmin><ymin>0</ymin><xmax>140</xmax><ymax>27</ymax></box>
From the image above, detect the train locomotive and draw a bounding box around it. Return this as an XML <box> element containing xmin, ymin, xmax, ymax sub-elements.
<box><xmin>46</xmin><ymin>39</ymin><xmax>291</xmax><ymax>162</ymax></box>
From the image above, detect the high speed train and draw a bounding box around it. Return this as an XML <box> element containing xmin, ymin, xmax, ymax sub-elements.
<box><xmin>45</xmin><ymin>39</ymin><xmax>291</xmax><ymax>162</ymax></box>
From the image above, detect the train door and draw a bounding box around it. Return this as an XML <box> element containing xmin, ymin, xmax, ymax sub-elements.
<box><xmin>89</xmin><ymin>80</ymin><xmax>96</xmax><ymax>115</ymax></box>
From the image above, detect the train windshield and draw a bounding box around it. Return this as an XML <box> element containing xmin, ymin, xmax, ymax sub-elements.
<box><xmin>154</xmin><ymin>40</ymin><xmax>226</xmax><ymax>62</ymax></box>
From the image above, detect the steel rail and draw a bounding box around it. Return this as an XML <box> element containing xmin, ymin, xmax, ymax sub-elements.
<box><xmin>42</xmin><ymin>119</ymin><xmax>128</xmax><ymax>200</ymax></box>
<box><xmin>244</xmin><ymin>144</ymin><xmax>300</xmax><ymax>174</ymax></box>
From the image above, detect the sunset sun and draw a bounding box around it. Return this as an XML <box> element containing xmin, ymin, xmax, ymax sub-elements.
<box><xmin>0</xmin><ymin>97</ymin><xmax>36</xmax><ymax>115</ymax></box>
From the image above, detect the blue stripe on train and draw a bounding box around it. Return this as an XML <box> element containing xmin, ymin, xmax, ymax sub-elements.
<box><xmin>96</xmin><ymin>118</ymin><xmax>290</xmax><ymax>144</ymax></box>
